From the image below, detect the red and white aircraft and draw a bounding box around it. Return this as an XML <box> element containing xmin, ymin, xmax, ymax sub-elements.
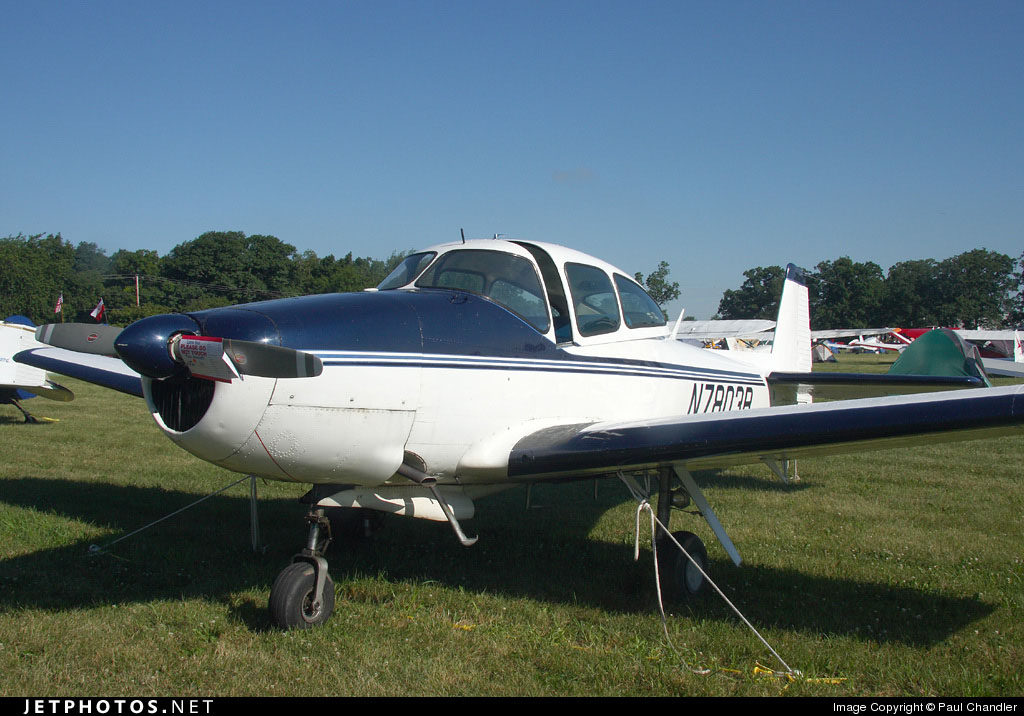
<box><xmin>15</xmin><ymin>239</ymin><xmax>1024</xmax><ymax>629</ymax></box>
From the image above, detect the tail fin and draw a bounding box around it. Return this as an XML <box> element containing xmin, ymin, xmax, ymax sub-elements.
<box><xmin>770</xmin><ymin>264</ymin><xmax>811</xmax><ymax>373</ymax></box>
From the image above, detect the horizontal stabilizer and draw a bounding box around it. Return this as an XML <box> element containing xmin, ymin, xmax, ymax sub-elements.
<box><xmin>767</xmin><ymin>371</ymin><xmax>983</xmax><ymax>403</ymax></box>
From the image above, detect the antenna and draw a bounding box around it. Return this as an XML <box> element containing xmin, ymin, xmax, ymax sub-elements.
<box><xmin>460</xmin><ymin>228</ymin><xmax>465</xmax><ymax>244</ymax></box>
<box><xmin>670</xmin><ymin>308</ymin><xmax>686</xmax><ymax>340</ymax></box>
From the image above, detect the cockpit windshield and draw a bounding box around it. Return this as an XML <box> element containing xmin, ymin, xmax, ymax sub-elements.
<box><xmin>415</xmin><ymin>249</ymin><xmax>550</xmax><ymax>333</ymax></box>
<box><xmin>377</xmin><ymin>252</ymin><xmax>437</xmax><ymax>290</ymax></box>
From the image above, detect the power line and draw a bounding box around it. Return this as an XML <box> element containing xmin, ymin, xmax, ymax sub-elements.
<box><xmin>100</xmin><ymin>274</ymin><xmax>296</xmax><ymax>299</ymax></box>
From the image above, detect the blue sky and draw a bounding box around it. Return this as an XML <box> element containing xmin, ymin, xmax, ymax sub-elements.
<box><xmin>2</xmin><ymin>1</ymin><xmax>1022</xmax><ymax>318</ymax></box>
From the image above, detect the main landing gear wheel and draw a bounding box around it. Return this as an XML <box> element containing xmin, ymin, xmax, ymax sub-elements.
<box><xmin>656</xmin><ymin>530</ymin><xmax>709</xmax><ymax>601</ymax></box>
<box><xmin>269</xmin><ymin>562</ymin><xmax>336</xmax><ymax>629</ymax></box>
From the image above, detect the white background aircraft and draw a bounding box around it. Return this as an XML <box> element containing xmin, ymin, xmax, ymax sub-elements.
<box><xmin>15</xmin><ymin>238</ymin><xmax>1024</xmax><ymax>629</ymax></box>
<box><xmin>0</xmin><ymin>316</ymin><xmax>73</xmax><ymax>422</ymax></box>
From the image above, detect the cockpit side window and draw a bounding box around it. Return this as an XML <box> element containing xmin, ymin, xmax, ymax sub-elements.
<box><xmin>415</xmin><ymin>249</ymin><xmax>551</xmax><ymax>333</ymax></box>
<box><xmin>565</xmin><ymin>263</ymin><xmax>621</xmax><ymax>337</ymax></box>
<box><xmin>377</xmin><ymin>252</ymin><xmax>437</xmax><ymax>290</ymax></box>
<box><xmin>614</xmin><ymin>274</ymin><xmax>667</xmax><ymax>328</ymax></box>
<box><xmin>513</xmin><ymin>241</ymin><xmax>573</xmax><ymax>343</ymax></box>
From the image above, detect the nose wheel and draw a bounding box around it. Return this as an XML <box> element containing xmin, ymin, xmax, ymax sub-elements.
<box><xmin>269</xmin><ymin>508</ymin><xmax>336</xmax><ymax>629</ymax></box>
<box><xmin>269</xmin><ymin>562</ymin><xmax>335</xmax><ymax>629</ymax></box>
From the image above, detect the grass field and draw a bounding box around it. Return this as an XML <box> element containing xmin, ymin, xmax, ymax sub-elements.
<box><xmin>1</xmin><ymin>355</ymin><xmax>1021</xmax><ymax>696</ymax></box>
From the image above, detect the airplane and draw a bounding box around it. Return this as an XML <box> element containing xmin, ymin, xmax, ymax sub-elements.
<box><xmin>674</xmin><ymin>318</ymin><xmax>776</xmax><ymax>342</ymax></box>
<box><xmin>676</xmin><ymin>321</ymin><xmax>896</xmax><ymax>355</ymax></box>
<box><xmin>675</xmin><ymin>323</ymin><xmax>895</xmax><ymax>344</ymax></box>
<box><xmin>845</xmin><ymin>336</ymin><xmax>905</xmax><ymax>354</ymax></box>
<box><xmin>978</xmin><ymin>330</ymin><xmax>1024</xmax><ymax>378</ymax></box>
<box><xmin>13</xmin><ymin>238</ymin><xmax>1024</xmax><ymax>631</ymax></box>
<box><xmin>0</xmin><ymin>316</ymin><xmax>74</xmax><ymax>422</ymax></box>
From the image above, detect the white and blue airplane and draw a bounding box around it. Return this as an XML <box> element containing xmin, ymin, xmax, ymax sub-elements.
<box><xmin>15</xmin><ymin>238</ymin><xmax>1024</xmax><ymax>629</ymax></box>
<box><xmin>0</xmin><ymin>316</ymin><xmax>74</xmax><ymax>422</ymax></box>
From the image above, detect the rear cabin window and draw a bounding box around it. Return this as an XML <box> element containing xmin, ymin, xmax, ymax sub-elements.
<box><xmin>565</xmin><ymin>263</ymin><xmax>621</xmax><ymax>336</ymax></box>
<box><xmin>377</xmin><ymin>252</ymin><xmax>437</xmax><ymax>289</ymax></box>
<box><xmin>415</xmin><ymin>249</ymin><xmax>550</xmax><ymax>333</ymax></box>
<box><xmin>614</xmin><ymin>274</ymin><xmax>667</xmax><ymax>328</ymax></box>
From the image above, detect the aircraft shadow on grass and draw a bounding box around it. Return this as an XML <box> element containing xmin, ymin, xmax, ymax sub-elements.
<box><xmin>0</xmin><ymin>414</ymin><xmax>54</xmax><ymax>426</ymax></box>
<box><xmin>688</xmin><ymin>469</ymin><xmax>813</xmax><ymax>493</ymax></box>
<box><xmin>0</xmin><ymin>476</ymin><xmax>993</xmax><ymax>646</ymax></box>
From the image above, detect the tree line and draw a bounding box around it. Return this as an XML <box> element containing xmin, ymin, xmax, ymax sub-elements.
<box><xmin>3</xmin><ymin>230</ymin><xmax>1020</xmax><ymax>332</ymax></box>
<box><xmin>716</xmin><ymin>249</ymin><xmax>1024</xmax><ymax>330</ymax></box>
<box><xmin>0</xmin><ymin>231</ymin><xmax>408</xmax><ymax>326</ymax></box>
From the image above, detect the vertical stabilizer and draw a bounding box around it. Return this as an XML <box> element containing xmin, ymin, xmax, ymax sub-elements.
<box><xmin>771</xmin><ymin>264</ymin><xmax>812</xmax><ymax>373</ymax></box>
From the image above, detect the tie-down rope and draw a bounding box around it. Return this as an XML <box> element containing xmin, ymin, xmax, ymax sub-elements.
<box><xmin>618</xmin><ymin>473</ymin><xmax>798</xmax><ymax>678</ymax></box>
<box><xmin>87</xmin><ymin>474</ymin><xmax>253</xmax><ymax>555</ymax></box>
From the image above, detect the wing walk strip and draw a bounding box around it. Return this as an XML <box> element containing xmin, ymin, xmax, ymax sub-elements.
<box><xmin>311</xmin><ymin>350</ymin><xmax>764</xmax><ymax>385</ymax></box>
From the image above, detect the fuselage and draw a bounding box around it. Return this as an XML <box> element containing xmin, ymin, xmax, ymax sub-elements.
<box><xmin>138</xmin><ymin>240</ymin><xmax>771</xmax><ymax>486</ymax></box>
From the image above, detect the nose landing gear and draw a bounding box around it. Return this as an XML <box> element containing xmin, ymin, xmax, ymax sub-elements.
<box><xmin>269</xmin><ymin>508</ymin><xmax>336</xmax><ymax>629</ymax></box>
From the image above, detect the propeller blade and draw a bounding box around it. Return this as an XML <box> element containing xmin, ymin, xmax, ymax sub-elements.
<box><xmin>223</xmin><ymin>339</ymin><xmax>323</xmax><ymax>379</ymax></box>
<box><xmin>35</xmin><ymin>323</ymin><xmax>122</xmax><ymax>356</ymax></box>
<box><xmin>172</xmin><ymin>335</ymin><xmax>323</xmax><ymax>380</ymax></box>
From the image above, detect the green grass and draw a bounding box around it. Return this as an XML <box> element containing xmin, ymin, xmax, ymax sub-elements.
<box><xmin>0</xmin><ymin>358</ymin><xmax>1021</xmax><ymax>696</ymax></box>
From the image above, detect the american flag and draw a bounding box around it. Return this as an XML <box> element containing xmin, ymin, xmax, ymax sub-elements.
<box><xmin>54</xmin><ymin>293</ymin><xmax>63</xmax><ymax>314</ymax></box>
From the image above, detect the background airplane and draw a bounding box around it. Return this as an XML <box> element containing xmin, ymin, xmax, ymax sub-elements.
<box><xmin>677</xmin><ymin>320</ymin><xmax>897</xmax><ymax>355</ymax></box>
<box><xmin>14</xmin><ymin>239</ymin><xmax>1024</xmax><ymax>630</ymax></box>
<box><xmin>0</xmin><ymin>316</ymin><xmax>74</xmax><ymax>422</ymax></box>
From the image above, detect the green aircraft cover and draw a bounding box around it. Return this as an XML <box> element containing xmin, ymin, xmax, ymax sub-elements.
<box><xmin>889</xmin><ymin>328</ymin><xmax>991</xmax><ymax>387</ymax></box>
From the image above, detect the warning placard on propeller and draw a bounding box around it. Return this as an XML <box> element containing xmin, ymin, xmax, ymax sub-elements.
<box><xmin>177</xmin><ymin>336</ymin><xmax>239</xmax><ymax>382</ymax></box>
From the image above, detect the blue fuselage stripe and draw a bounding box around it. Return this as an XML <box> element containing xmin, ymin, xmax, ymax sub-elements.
<box><xmin>314</xmin><ymin>352</ymin><xmax>765</xmax><ymax>385</ymax></box>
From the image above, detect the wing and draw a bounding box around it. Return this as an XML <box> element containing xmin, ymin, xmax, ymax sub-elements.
<box><xmin>983</xmin><ymin>358</ymin><xmax>1024</xmax><ymax>379</ymax></box>
<box><xmin>508</xmin><ymin>385</ymin><xmax>1024</xmax><ymax>479</ymax></box>
<box><xmin>0</xmin><ymin>379</ymin><xmax>75</xmax><ymax>402</ymax></box>
<box><xmin>810</xmin><ymin>328</ymin><xmax>893</xmax><ymax>340</ymax></box>
<box><xmin>674</xmin><ymin>319</ymin><xmax>776</xmax><ymax>340</ymax></box>
<box><xmin>14</xmin><ymin>347</ymin><xmax>143</xmax><ymax>397</ymax></box>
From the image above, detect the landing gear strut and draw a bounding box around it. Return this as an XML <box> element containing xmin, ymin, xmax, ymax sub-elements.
<box><xmin>6</xmin><ymin>398</ymin><xmax>39</xmax><ymax>423</ymax></box>
<box><xmin>655</xmin><ymin>466</ymin><xmax>709</xmax><ymax>600</ymax></box>
<box><xmin>269</xmin><ymin>508</ymin><xmax>335</xmax><ymax>629</ymax></box>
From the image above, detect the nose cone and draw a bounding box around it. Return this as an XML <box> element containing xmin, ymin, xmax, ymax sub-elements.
<box><xmin>115</xmin><ymin>313</ymin><xmax>200</xmax><ymax>379</ymax></box>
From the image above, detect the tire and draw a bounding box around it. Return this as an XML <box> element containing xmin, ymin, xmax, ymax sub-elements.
<box><xmin>269</xmin><ymin>562</ymin><xmax>335</xmax><ymax>629</ymax></box>
<box><xmin>656</xmin><ymin>530</ymin><xmax>708</xmax><ymax>600</ymax></box>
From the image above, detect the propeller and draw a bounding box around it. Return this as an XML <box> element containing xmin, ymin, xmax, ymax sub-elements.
<box><xmin>35</xmin><ymin>316</ymin><xmax>323</xmax><ymax>382</ymax></box>
<box><xmin>35</xmin><ymin>323</ymin><xmax>121</xmax><ymax>356</ymax></box>
<box><xmin>169</xmin><ymin>334</ymin><xmax>323</xmax><ymax>382</ymax></box>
